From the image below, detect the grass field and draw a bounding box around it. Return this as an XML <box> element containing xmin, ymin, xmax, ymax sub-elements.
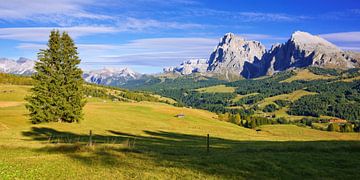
<box><xmin>196</xmin><ymin>85</ymin><xmax>235</xmax><ymax>93</ymax></box>
<box><xmin>1</xmin><ymin>84</ymin><xmax>360</xmax><ymax>179</ymax></box>
<box><xmin>281</xmin><ymin>69</ymin><xmax>334</xmax><ymax>83</ymax></box>
<box><xmin>258</xmin><ymin>90</ymin><xmax>316</xmax><ymax>108</ymax></box>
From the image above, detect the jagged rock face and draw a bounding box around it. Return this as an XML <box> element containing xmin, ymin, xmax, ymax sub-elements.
<box><xmin>0</xmin><ymin>57</ymin><xmax>35</xmax><ymax>75</ymax></box>
<box><xmin>163</xmin><ymin>59</ymin><xmax>208</xmax><ymax>75</ymax></box>
<box><xmin>263</xmin><ymin>31</ymin><xmax>358</xmax><ymax>76</ymax></box>
<box><xmin>207</xmin><ymin>33</ymin><xmax>266</xmax><ymax>78</ymax></box>
<box><xmin>83</xmin><ymin>68</ymin><xmax>142</xmax><ymax>86</ymax></box>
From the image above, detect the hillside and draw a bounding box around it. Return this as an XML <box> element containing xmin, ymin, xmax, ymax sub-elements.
<box><xmin>125</xmin><ymin>67</ymin><xmax>360</xmax><ymax>131</ymax></box>
<box><xmin>1</xmin><ymin>81</ymin><xmax>360</xmax><ymax>179</ymax></box>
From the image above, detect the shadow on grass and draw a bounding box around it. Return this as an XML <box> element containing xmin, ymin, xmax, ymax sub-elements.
<box><xmin>22</xmin><ymin>127</ymin><xmax>360</xmax><ymax>179</ymax></box>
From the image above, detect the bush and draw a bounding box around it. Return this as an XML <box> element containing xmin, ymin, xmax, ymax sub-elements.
<box><xmin>327</xmin><ymin>123</ymin><xmax>341</xmax><ymax>132</ymax></box>
<box><xmin>274</xmin><ymin>100</ymin><xmax>291</xmax><ymax>107</ymax></box>
<box><xmin>276</xmin><ymin>117</ymin><xmax>289</xmax><ymax>124</ymax></box>
<box><xmin>341</xmin><ymin>123</ymin><xmax>354</xmax><ymax>132</ymax></box>
<box><xmin>263</xmin><ymin>104</ymin><xmax>277</xmax><ymax>112</ymax></box>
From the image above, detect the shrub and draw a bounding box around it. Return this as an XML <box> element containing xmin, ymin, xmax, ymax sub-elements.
<box><xmin>263</xmin><ymin>104</ymin><xmax>277</xmax><ymax>112</ymax></box>
<box><xmin>327</xmin><ymin>123</ymin><xmax>341</xmax><ymax>132</ymax></box>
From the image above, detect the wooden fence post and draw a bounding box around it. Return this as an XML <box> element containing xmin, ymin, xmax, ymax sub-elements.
<box><xmin>207</xmin><ymin>134</ymin><xmax>210</xmax><ymax>153</ymax></box>
<box><xmin>89</xmin><ymin>130</ymin><xmax>93</xmax><ymax>146</ymax></box>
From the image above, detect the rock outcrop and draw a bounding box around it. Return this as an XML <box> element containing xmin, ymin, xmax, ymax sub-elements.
<box><xmin>207</xmin><ymin>33</ymin><xmax>266</xmax><ymax>79</ymax></box>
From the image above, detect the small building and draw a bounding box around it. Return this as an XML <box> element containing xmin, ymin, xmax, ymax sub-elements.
<box><xmin>175</xmin><ymin>114</ymin><xmax>185</xmax><ymax>118</ymax></box>
<box><xmin>329</xmin><ymin>118</ymin><xmax>347</xmax><ymax>123</ymax></box>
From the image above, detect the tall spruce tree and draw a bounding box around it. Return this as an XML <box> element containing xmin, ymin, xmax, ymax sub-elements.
<box><xmin>26</xmin><ymin>30</ymin><xmax>85</xmax><ymax>123</ymax></box>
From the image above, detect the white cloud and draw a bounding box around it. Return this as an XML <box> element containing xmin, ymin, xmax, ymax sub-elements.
<box><xmin>14</xmin><ymin>37</ymin><xmax>218</xmax><ymax>66</ymax></box>
<box><xmin>319</xmin><ymin>32</ymin><xmax>360</xmax><ymax>52</ymax></box>
<box><xmin>237</xmin><ymin>12</ymin><xmax>299</xmax><ymax>22</ymax></box>
<box><xmin>239</xmin><ymin>34</ymin><xmax>287</xmax><ymax>41</ymax></box>
<box><xmin>0</xmin><ymin>0</ymin><xmax>112</xmax><ymax>26</ymax></box>
<box><xmin>339</xmin><ymin>46</ymin><xmax>360</xmax><ymax>51</ymax></box>
<box><xmin>180</xmin><ymin>8</ymin><xmax>308</xmax><ymax>22</ymax></box>
<box><xmin>0</xmin><ymin>26</ymin><xmax>118</xmax><ymax>42</ymax></box>
<box><xmin>94</xmin><ymin>37</ymin><xmax>218</xmax><ymax>66</ymax></box>
<box><xmin>118</xmin><ymin>18</ymin><xmax>205</xmax><ymax>31</ymax></box>
<box><xmin>320</xmin><ymin>32</ymin><xmax>360</xmax><ymax>42</ymax></box>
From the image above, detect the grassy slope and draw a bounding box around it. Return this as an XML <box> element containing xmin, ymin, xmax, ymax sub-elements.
<box><xmin>196</xmin><ymin>85</ymin><xmax>235</xmax><ymax>93</ymax></box>
<box><xmin>258</xmin><ymin>90</ymin><xmax>316</xmax><ymax>108</ymax></box>
<box><xmin>1</xmin><ymin>85</ymin><xmax>360</xmax><ymax>179</ymax></box>
<box><xmin>281</xmin><ymin>69</ymin><xmax>334</xmax><ymax>83</ymax></box>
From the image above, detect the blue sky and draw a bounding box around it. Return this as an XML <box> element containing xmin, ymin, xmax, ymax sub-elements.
<box><xmin>0</xmin><ymin>0</ymin><xmax>359</xmax><ymax>73</ymax></box>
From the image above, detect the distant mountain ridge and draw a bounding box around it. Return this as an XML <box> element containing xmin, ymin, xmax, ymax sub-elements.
<box><xmin>0</xmin><ymin>58</ymin><xmax>142</xmax><ymax>86</ymax></box>
<box><xmin>163</xmin><ymin>59</ymin><xmax>208</xmax><ymax>75</ymax></box>
<box><xmin>165</xmin><ymin>31</ymin><xmax>360</xmax><ymax>79</ymax></box>
<box><xmin>0</xmin><ymin>57</ymin><xmax>36</xmax><ymax>75</ymax></box>
<box><xmin>83</xmin><ymin>67</ymin><xmax>142</xmax><ymax>86</ymax></box>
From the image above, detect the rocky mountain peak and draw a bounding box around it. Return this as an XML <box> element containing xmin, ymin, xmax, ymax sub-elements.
<box><xmin>290</xmin><ymin>31</ymin><xmax>340</xmax><ymax>52</ymax></box>
<box><xmin>261</xmin><ymin>31</ymin><xmax>358</xmax><ymax>76</ymax></box>
<box><xmin>207</xmin><ymin>33</ymin><xmax>266</xmax><ymax>79</ymax></box>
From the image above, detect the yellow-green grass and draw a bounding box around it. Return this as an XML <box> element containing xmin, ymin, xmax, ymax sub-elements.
<box><xmin>150</xmin><ymin>94</ymin><xmax>177</xmax><ymax>104</ymax></box>
<box><xmin>0</xmin><ymin>85</ymin><xmax>30</xmax><ymax>102</ymax></box>
<box><xmin>270</xmin><ymin>107</ymin><xmax>308</xmax><ymax>121</ymax></box>
<box><xmin>281</xmin><ymin>69</ymin><xmax>334</xmax><ymax>83</ymax></box>
<box><xmin>232</xmin><ymin>92</ymin><xmax>259</xmax><ymax>102</ymax></box>
<box><xmin>196</xmin><ymin>85</ymin><xmax>235</xmax><ymax>93</ymax></box>
<box><xmin>258</xmin><ymin>90</ymin><xmax>316</xmax><ymax>109</ymax></box>
<box><xmin>1</xmin><ymin>84</ymin><xmax>360</xmax><ymax>179</ymax></box>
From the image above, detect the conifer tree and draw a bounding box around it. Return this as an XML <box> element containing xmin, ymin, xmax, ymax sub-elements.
<box><xmin>26</xmin><ymin>30</ymin><xmax>85</xmax><ymax>123</ymax></box>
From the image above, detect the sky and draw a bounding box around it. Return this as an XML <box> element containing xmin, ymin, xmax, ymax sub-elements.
<box><xmin>0</xmin><ymin>0</ymin><xmax>359</xmax><ymax>73</ymax></box>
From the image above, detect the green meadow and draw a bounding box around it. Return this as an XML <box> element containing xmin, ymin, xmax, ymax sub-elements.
<box><xmin>1</xmin><ymin>84</ymin><xmax>360</xmax><ymax>179</ymax></box>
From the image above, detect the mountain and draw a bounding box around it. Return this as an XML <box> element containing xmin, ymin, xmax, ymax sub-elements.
<box><xmin>207</xmin><ymin>33</ymin><xmax>266</xmax><ymax>79</ymax></box>
<box><xmin>83</xmin><ymin>67</ymin><xmax>142</xmax><ymax>86</ymax></box>
<box><xmin>164</xmin><ymin>31</ymin><xmax>360</xmax><ymax>79</ymax></box>
<box><xmin>0</xmin><ymin>57</ymin><xmax>35</xmax><ymax>75</ymax></box>
<box><xmin>0</xmin><ymin>58</ymin><xmax>142</xmax><ymax>86</ymax></box>
<box><xmin>261</xmin><ymin>31</ymin><xmax>359</xmax><ymax>76</ymax></box>
<box><xmin>163</xmin><ymin>59</ymin><xmax>208</xmax><ymax>75</ymax></box>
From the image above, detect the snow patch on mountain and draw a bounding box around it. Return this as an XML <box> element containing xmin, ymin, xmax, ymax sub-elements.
<box><xmin>163</xmin><ymin>59</ymin><xmax>208</xmax><ymax>75</ymax></box>
<box><xmin>0</xmin><ymin>57</ymin><xmax>35</xmax><ymax>75</ymax></box>
<box><xmin>83</xmin><ymin>67</ymin><xmax>142</xmax><ymax>86</ymax></box>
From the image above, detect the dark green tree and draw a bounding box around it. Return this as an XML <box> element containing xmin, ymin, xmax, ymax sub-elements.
<box><xmin>263</xmin><ymin>104</ymin><xmax>277</xmax><ymax>112</ymax></box>
<box><xmin>327</xmin><ymin>123</ymin><xmax>340</xmax><ymax>132</ymax></box>
<box><xmin>26</xmin><ymin>30</ymin><xmax>85</xmax><ymax>123</ymax></box>
<box><xmin>342</xmin><ymin>123</ymin><xmax>353</xmax><ymax>132</ymax></box>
